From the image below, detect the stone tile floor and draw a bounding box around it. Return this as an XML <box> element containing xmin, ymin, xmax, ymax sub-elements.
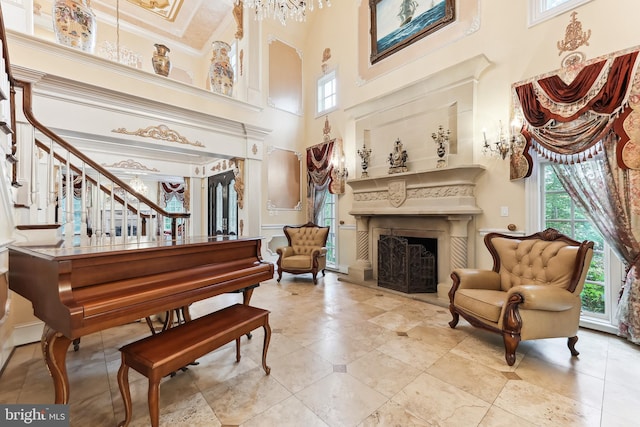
<box><xmin>1</xmin><ymin>272</ymin><xmax>639</xmax><ymax>426</ymax></box>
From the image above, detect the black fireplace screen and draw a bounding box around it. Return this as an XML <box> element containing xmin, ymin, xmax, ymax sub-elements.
<box><xmin>377</xmin><ymin>235</ymin><xmax>437</xmax><ymax>293</ymax></box>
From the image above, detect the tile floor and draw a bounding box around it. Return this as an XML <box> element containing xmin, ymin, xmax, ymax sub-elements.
<box><xmin>1</xmin><ymin>272</ymin><xmax>639</xmax><ymax>426</ymax></box>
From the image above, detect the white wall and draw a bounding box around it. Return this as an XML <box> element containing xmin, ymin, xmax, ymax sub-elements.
<box><xmin>302</xmin><ymin>0</ymin><xmax>640</xmax><ymax>271</ymax></box>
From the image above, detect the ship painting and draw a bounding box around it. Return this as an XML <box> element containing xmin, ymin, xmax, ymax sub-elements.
<box><xmin>398</xmin><ymin>0</ymin><xmax>419</xmax><ymax>26</ymax></box>
<box><xmin>372</xmin><ymin>0</ymin><xmax>454</xmax><ymax>63</ymax></box>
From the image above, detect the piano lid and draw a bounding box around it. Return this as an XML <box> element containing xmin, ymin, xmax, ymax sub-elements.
<box><xmin>8</xmin><ymin>235</ymin><xmax>265</xmax><ymax>260</ymax></box>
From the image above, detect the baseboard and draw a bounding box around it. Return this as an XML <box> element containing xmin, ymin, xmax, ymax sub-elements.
<box><xmin>11</xmin><ymin>320</ymin><xmax>44</xmax><ymax>346</ymax></box>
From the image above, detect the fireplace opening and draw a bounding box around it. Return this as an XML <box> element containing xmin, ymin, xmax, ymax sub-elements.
<box><xmin>377</xmin><ymin>235</ymin><xmax>437</xmax><ymax>293</ymax></box>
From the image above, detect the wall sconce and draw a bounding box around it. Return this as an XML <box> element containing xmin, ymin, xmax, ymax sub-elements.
<box><xmin>324</xmin><ymin>115</ymin><xmax>348</xmax><ymax>179</ymax></box>
<box><xmin>482</xmin><ymin>120</ymin><xmax>523</xmax><ymax>160</ymax></box>
<box><xmin>332</xmin><ymin>147</ymin><xmax>348</xmax><ymax>179</ymax></box>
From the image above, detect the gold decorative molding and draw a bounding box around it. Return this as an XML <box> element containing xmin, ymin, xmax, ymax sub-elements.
<box><xmin>233</xmin><ymin>158</ymin><xmax>245</xmax><ymax>209</ymax></box>
<box><xmin>557</xmin><ymin>12</ymin><xmax>591</xmax><ymax>56</ymax></box>
<box><xmin>211</xmin><ymin>160</ymin><xmax>230</xmax><ymax>172</ymax></box>
<box><xmin>102</xmin><ymin>159</ymin><xmax>160</xmax><ymax>172</ymax></box>
<box><xmin>126</xmin><ymin>0</ymin><xmax>183</xmax><ymax>22</ymax></box>
<box><xmin>233</xmin><ymin>1</ymin><xmax>244</xmax><ymax>40</ymax></box>
<box><xmin>112</xmin><ymin>124</ymin><xmax>205</xmax><ymax>147</ymax></box>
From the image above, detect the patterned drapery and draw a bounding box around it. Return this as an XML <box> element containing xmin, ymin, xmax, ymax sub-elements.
<box><xmin>61</xmin><ymin>174</ymin><xmax>84</xmax><ymax>199</ymax></box>
<box><xmin>159</xmin><ymin>181</ymin><xmax>187</xmax><ymax>208</ymax></box>
<box><xmin>306</xmin><ymin>139</ymin><xmax>340</xmax><ymax>223</ymax></box>
<box><xmin>512</xmin><ymin>46</ymin><xmax>640</xmax><ymax>344</ymax></box>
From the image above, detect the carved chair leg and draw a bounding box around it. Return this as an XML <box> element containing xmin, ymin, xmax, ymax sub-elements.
<box><xmin>448</xmin><ymin>307</ymin><xmax>459</xmax><ymax>328</ymax></box>
<box><xmin>567</xmin><ymin>336</ymin><xmax>580</xmax><ymax>356</ymax></box>
<box><xmin>277</xmin><ymin>270</ymin><xmax>282</xmax><ymax>282</ymax></box>
<box><xmin>503</xmin><ymin>332</ymin><xmax>520</xmax><ymax>366</ymax></box>
<box><xmin>312</xmin><ymin>272</ymin><xmax>318</xmax><ymax>284</ymax></box>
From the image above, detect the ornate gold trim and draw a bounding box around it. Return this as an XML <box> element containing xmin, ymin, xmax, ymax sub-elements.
<box><xmin>557</xmin><ymin>12</ymin><xmax>591</xmax><ymax>56</ymax></box>
<box><xmin>112</xmin><ymin>124</ymin><xmax>205</xmax><ymax>147</ymax></box>
<box><xmin>233</xmin><ymin>158</ymin><xmax>245</xmax><ymax>209</ymax></box>
<box><xmin>233</xmin><ymin>1</ymin><xmax>244</xmax><ymax>40</ymax></box>
<box><xmin>102</xmin><ymin>159</ymin><xmax>160</xmax><ymax>172</ymax></box>
<box><xmin>126</xmin><ymin>0</ymin><xmax>183</xmax><ymax>22</ymax></box>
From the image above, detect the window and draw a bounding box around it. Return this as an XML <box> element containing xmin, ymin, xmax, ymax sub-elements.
<box><xmin>316</xmin><ymin>190</ymin><xmax>337</xmax><ymax>268</ymax></box>
<box><xmin>163</xmin><ymin>194</ymin><xmax>184</xmax><ymax>235</ymax></box>
<box><xmin>537</xmin><ymin>162</ymin><xmax>622</xmax><ymax>333</ymax></box>
<box><xmin>61</xmin><ymin>196</ymin><xmax>83</xmax><ymax>235</ymax></box>
<box><xmin>528</xmin><ymin>0</ymin><xmax>593</xmax><ymax>26</ymax></box>
<box><xmin>317</xmin><ymin>70</ymin><xmax>337</xmax><ymax>115</ymax></box>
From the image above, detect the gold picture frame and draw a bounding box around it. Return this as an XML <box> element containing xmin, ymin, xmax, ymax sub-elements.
<box><xmin>370</xmin><ymin>0</ymin><xmax>455</xmax><ymax>64</ymax></box>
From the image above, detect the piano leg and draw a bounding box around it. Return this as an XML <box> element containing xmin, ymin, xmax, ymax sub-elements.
<box><xmin>242</xmin><ymin>286</ymin><xmax>255</xmax><ymax>305</ymax></box>
<box><xmin>41</xmin><ymin>325</ymin><xmax>72</xmax><ymax>404</ymax></box>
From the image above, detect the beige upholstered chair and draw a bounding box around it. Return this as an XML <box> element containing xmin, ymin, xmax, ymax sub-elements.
<box><xmin>449</xmin><ymin>228</ymin><xmax>594</xmax><ymax>366</ymax></box>
<box><xmin>276</xmin><ymin>222</ymin><xmax>330</xmax><ymax>284</ymax></box>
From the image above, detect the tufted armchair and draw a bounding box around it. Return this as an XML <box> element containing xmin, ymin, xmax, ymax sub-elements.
<box><xmin>449</xmin><ymin>228</ymin><xmax>594</xmax><ymax>366</ymax></box>
<box><xmin>276</xmin><ymin>222</ymin><xmax>330</xmax><ymax>284</ymax></box>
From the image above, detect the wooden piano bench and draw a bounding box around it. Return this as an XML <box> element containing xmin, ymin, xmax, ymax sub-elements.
<box><xmin>116</xmin><ymin>303</ymin><xmax>271</xmax><ymax>427</ymax></box>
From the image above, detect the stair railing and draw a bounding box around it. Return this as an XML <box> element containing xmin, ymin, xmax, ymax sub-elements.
<box><xmin>15</xmin><ymin>79</ymin><xmax>190</xmax><ymax>242</ymax></box>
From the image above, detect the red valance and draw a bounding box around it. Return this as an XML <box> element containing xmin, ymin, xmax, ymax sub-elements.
<box><xmin>511</xmin><ymin>47</ymin><xmax>640</xmax><ymax>179</ymax></box>
<box><xmin>160</xmin><ymin>181</ymin><xmax>186</xmax><ymax>207</ymax></box>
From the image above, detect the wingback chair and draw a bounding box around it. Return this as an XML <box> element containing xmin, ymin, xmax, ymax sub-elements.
<box><xmin>276</xmin><ymin>222</ymin><xmax>330</xmax><ymax>284</ymax></box>
<box><xmin>449</xmin><ymin>228</ymin><xmax>594</xmax><ymax>366</ymax></box>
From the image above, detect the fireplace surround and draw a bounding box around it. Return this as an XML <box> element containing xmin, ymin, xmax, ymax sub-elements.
<box><xmin>346</xmin><ymin>165</ymin><xmax>485</xmax><ymax>299</ymax></box>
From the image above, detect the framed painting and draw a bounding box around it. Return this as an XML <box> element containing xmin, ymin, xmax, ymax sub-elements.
<box><xmin>370</xmin><ymin>0</ymin><xmax>455</xmax><ymax>64</ymax></box>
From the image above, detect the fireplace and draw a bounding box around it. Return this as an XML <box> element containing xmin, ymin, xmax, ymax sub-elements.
<box><xmin>378</xmin><ymin>235</ymin><xmax>437</xmax><ymax>293</ymax></box>
<box><xmin>346</xmin><ymin>166</ymin><xmax>486</xmax><ymax>298</ymax></box>
<box><xmin>344</xmin><ymin>57</ymin><xmax>490</xmax><ymax>298</ymax></box>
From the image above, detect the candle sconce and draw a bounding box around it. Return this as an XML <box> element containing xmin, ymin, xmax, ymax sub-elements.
<box><xmin>482</xmin><ymin>120</ymin><xmax>524</xmax><ymax>160</ymax></box>
<box><xmin>357</xmin><ymin>142</ymin><xmax>372</xmax><ymax>178</ymax></box>
<box><xmin>431</xmin><ymin>125</ymin><xmax>451</xmax><ymax>168</ymax></box>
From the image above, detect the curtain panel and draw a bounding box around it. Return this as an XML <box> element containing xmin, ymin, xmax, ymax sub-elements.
<box><xmin>306</xmin><ymin>140</ymin><xmax>337</xmax><ymax>223</ymax></box>
<box><xmin>512</xmin><ymin>46</ymin><xmax>640</xmax><ymax>344</ymax></box>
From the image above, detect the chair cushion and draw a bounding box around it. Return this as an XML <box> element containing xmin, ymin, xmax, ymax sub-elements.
<box><xmin>281</xmin><ymin>255</ymin><xmax>312</xmax><ymax>269</ymax></box>
<box><xmin>455</xmin><ymin>289</ymin><xmax>506</xmax><ymax>323</ymax></box>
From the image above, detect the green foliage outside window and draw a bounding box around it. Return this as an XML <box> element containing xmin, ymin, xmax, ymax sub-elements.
<box><xmin>318</xmin><ymin>192</ymin><xmax>336</xmax><ymax>266</ymax></box>
<box><xmin>544</xmin><ymin>166</ymin><xmax>605</xmax><ymax>314</ymax></box>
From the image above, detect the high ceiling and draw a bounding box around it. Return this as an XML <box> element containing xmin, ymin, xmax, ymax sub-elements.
<box><xmin>94</xmin><ymin>0</ymin><xmax>235</xmax><ymax>52</ymax></box>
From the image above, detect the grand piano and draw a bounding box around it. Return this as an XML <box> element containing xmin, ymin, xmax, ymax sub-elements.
<box><xmin>8</xmin><ymin>235</ymin><xmax>274</xmax><ymax>404</ymax></box>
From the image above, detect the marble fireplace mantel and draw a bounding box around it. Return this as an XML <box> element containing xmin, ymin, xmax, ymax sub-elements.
<box><xmin>346</xmin><ymin>165</ymin><xmax>486</xmax><ymax>299</ymax></box>
<box><xmin>347</xmin><ymin>165</ymin><xmax>485</xmax><ymax>216</ymax></box>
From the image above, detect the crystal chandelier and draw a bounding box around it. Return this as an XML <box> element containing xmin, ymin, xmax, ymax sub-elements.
<box><xmin>129</xmin><ymin>175</ymin><xmax>148</xmax><ymax>196</ymax></box>
<box><xmin>242</xmin><ymin>0</ymin><xmax>331</xmax><ymax>25</ymax></box>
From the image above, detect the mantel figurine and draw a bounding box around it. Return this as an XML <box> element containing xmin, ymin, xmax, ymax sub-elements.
<box><xmin>388</xmin><ymin>139</ymin><xmax>408</xmax><ymax>174</ymax></box>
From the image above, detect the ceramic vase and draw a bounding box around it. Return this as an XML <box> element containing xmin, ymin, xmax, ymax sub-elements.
<box><xmin>151</xmin><ymin>44</ymin><xmax>171</xmax><ymax>77</ymax></box>
<box><xmin>209</xmin><ymin>41</ymin><xmax>234</xmax><ymax>96</ymax></box>
<box><xmin>52</xmin><ymin>0</ymin><xmax>97</xmax><ymax>53</ymax></box>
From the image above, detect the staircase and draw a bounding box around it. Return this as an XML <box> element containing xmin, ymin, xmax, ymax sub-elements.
<box><xmin>0</xmin><ymin>4</ymin><xmax>193</xmax><ymax>369</ymax></box>
<box><xmin>0</xmin><ymin>10</ymin><xmax>189</xmax><ymax>248</ymax></box>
